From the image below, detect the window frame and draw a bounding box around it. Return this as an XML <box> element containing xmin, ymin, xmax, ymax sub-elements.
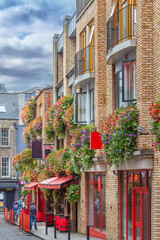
<box><xmin>115</xmin><ymin>70</ymin><xmax>122</xmax><ymax>109</ymax></box>
<box><xmin>1</xmin><ymin>157</ymin><xmax>10</xmax><ymax>177</ymax></box>
<box><xmin>74</xmin><ymin>92</ymin><xmax>87</xmax><ymax>124</ymax></box>
<box><xmin>90</xmin><ymin>88</ymin><xmax>95</xmax><ymax>124</ymax></box>
<box><xmin>1</xmin><ymin>128</ymin><xmax>9</xmax><ymax>147</ymax></box>
<box><xmin>122</xmin><ymin>59</ymin><xmax>136</xmax><ymax>103</ymax></box>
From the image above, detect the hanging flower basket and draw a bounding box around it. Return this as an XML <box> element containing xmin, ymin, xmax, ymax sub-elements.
<box><xmin>101</xmin><ymin>105</ymin><xmax>138</xmax><ymax>167</ymax></box>
<box><xmin>66</xmin><ymin>184</ymin><xmax>80</xmax><ymax>203</ymax></box>
<box><xmin>150</xmin><ymin>100</ymin><xmax>160</xmax><ymax>151</ymax></box>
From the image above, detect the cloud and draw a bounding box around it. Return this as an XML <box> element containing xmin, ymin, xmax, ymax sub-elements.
<box><xmin>0</xmin><ymin>0</ymin><xmax>76</xmax><ymax>92</ymax></box>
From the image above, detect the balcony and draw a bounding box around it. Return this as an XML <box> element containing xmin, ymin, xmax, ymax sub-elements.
<box><xmin>68</xmin><ymin>12</ymin><xmax>76</xmax><ymax>38</ymax></box>
<box><xmin>57</xmin><ymin>33</ymin><xmax>63</xmax><ymax>53</ymax></box>
<box><xmin>75</xmin><ymin>45</ymin><xmax>95</xmax><ymax>88</ymax></box>
<box><xmin>106</xmin><ymin>4</ymin><xmax>136</xmax><ymax>64</ymax></box>
<box><xmin>76</xmin><ymin>0</ymin><xmax>92</xmax><ymax>18</ymax></box>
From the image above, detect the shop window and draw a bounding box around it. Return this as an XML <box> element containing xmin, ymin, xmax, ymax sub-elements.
<box><xmin>75</xmin><ymin>92</ymin><xmax>87</xmax><ymax>124</ymax></box>
<box><xmin>87</xmin><ymin>173</ymin><xmax>106</xmax><ymax>233</ymax></box>
<box><xmin>1</xmin><ymin>158</ymin><xmax>10</xmax><ymax>177</ymax></box>
<box><xmin>122</xmin><ymin>59</ymin><xmax>136</xmax><ymax>103</ymax></box>
<box><xmin>1</xmin><ymin>129</ymin><xmax>9</xmax><ymax>146</ymax></box>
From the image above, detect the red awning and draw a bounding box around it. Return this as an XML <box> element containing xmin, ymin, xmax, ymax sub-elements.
<box><xmin>24</xmin><ymin>182</ymin><xmax>38</xmax><ymax>191</ymax></box>
<box><xmin>38</xmin><ymin>177</ymin><xmax>75</xmax><ymax>189</ymax></box>
<box><xmin>38</xmin><ymin>177</ymin><xmax>58</xmax><ymax>188</ymax></box>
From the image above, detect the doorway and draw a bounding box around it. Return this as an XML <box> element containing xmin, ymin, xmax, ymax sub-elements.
<box><xmin>120</xmin><ymin>170</ymin><xmax>151</xmax><ymax>240</ymax></box>
<box><xmin>133</xmin><ymin>189</ymin><xmax>148</xmax><ymax>240</ymax></box>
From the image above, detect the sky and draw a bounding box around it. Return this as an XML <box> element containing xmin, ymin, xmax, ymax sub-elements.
<box><xmin>0</xmin><ymin>0</ymin><xmax>76</xmax><ymax>92</ymax></box>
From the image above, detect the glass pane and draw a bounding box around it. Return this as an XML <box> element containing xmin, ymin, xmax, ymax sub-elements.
<box><xmin>128</xmin><ymin>172</ymin><xmax>133</xmax><ymax>239</ymax></box>
<box><xmin>76</xmin><ymin>93</ymin><xmax>86</xmax><ymax>123</ymax></box>
<box><xmin>123</xmin><ymin>60</ymin><xmax>136</xmax><ymax>101</ymax></box>
<box><xmin>89</xmin><ymin>173</ymin><xmax>93</xmax><ymax>226</ymax></box>
<box><xmin>101</xmin><ymin>173</ymin><xmax>106</xmax><ymax>232</ymax></box>
<box><xmin>136</xmin><ymin>227</ymin><xmax>141</xmax><ymax>240</ymax></box>
<box><xmin>143</xmin><ymin>193</ymin><xmax>147</xmax><ymax>240</ymax></box>
<box><xmin>122</xmin><ymin>172</ymin><xmax>126</xmax><ymax>239</ymax></box>
<box><xmin>90</xmin><ymin>89</ymin><xmax>94</xmax><ymax>122</ymax></box>
<box><xmin>123</xmin><ymin>3</ymin><xmax>127</xmax><ymax>39</ymax></box>
<box><xmin>136</xmin><ymin>193</ymin><xmax>140</xmax><ymax>222</ymax></box>
<box><xmin>95</xmin><ymin>173</ymin><xmax>100</xmax><ymax>231</ymax></box>
<box><xmin>148</xmin><ymin>171</ymin><xmax>151</xmax><ymax>240</ymax></box>
<box><xmin>140</xmin><ymin>172</ymin><xmax>146</xmax><ymax>187</ymax></box>
<box><xmin>134</xmin><ymin>172</ymin><xmax>139</xmax><ymax>187</ymax></box>
<box><xmin>119</xmin><ymin>72</ymin><xmax>122</xmax><ymax>107</ymax></box>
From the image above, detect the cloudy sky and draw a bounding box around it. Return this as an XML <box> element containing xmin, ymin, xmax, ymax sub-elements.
<box><xmin>0</xmin><ymin>0</ymin><xmax>76</xmax><ymax>92</ymax></box>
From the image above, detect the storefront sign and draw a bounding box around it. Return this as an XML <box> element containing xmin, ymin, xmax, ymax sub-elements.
<box><xmin>44</xmin><ymin>146</ymin><xmax>53</xmax><ymax>158</ymax></box>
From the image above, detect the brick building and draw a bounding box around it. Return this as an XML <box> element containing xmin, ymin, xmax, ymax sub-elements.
<box><xmin>35</xmin><ymin>87</ymin><xmax>54</xmax><ymax>159</ymax></box>
<box><xmin>52</xmin><ymin>0</ymin><xmax>160</xmax><ymax>239</ymax></box>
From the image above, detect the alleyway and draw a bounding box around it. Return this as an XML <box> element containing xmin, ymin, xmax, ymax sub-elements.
<box><xmin>1</xmin><ymin>213</ymin><xmax>99</xmax><ymax>240</ymax></box>
<box><xmin>0</xmin><ymin>214</ymin><xmax>38</xmax><ymax>240</ymax></box>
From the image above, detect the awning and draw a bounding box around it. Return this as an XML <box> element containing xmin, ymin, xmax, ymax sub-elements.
<box><xmin>24</xmin><ymin>182</ymin><xmax>38</xmax><ymax>191</ymax></box>
<box><xmin>38</xmin><ymin>177</ymin><xmax>75</xmax><ymax>189</ymax></box>
<box><xmin>38</xmin><ymin>177</ymin><xmax>58</xmax><ymax>188</ymax></box>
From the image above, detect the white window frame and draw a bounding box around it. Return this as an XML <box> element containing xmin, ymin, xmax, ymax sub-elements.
<box><xmin>1</xmin><ymin>128</ymin><xmax>10</xmax><ymax>147</ymax></box>
<box><xmin>1</xmin><ymin>158</ymin><xmax>10</xmax><ymax>177</ymax></box>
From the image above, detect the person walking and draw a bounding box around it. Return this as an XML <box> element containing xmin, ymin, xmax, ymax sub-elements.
<box><xmin>30</xmin><ymin>202</ymin><xmax>38</xmax><ymax>230</ymax></box>
<box><xmin>12</xmin><ymin>199</ymin><xmax>19</xmax><ymax>222</ymax></box>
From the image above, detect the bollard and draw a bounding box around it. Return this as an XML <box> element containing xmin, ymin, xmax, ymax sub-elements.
<box><xmin>45</xmin><ymin>217</ymin><xmax>48</xmax><ymax>235</ymax></box>
<box><xmin>68</xmin><ymin>221</ymin><xmax>71</xmax><ymax>240</ymax></box>
<box><xmin>86</xmin><ymin>225</ymin><xmax>93</xmax><ymax>240</ymax></box>
<box><xmin>54</xmin><ymin>219</ymin><xmax>57</xmax><ymax>239</ymax></box>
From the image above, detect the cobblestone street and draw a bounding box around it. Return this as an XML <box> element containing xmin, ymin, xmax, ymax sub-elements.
<box><xmin>0</xmin><ymin>214</ymin><xmax>39</xmax><ymax>240</ymax></box>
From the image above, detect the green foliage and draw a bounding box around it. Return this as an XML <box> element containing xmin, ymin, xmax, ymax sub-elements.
<box><xmin>66</xmin><ymin>184</ymin><xmax>80</xmax><ymax>203</ymax></box>
<box><xmin>150</xmin><ymin>100</ymin><xmax>160</xmax><ymax>151</ymax></box>
<box><xmin>21</xmin><ymin>189</ymin><xmax>29</xmax><ymax>197</ymax></box>
<box><xmin>101</xmin><ymin>105</ymin><xmax>138</xmax><ymax>167</ymax></box>
<box><xmin>69</xmin><ymin>125</ymin><xmax>96</xmax><ymax>174</ymax></box>
<box><xmin>12</xmin><ymin>148</ymin><xmax>35</xmax><ymax>172</ymax></box>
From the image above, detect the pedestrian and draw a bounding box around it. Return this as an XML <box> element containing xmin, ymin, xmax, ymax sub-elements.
<box><xmin>12</xmin><ymin>199</ymin><xmax>19</xmax><ymax>221</ymax></box>
<box><xmin>18</xmin><ymin>197</ymin><xmax>22</xmax><ymax>215</ymax></box>
<box><xmin>30</xmin><ymin>202</ymin><xmax>38</xmax><ymax>230</ymax></box>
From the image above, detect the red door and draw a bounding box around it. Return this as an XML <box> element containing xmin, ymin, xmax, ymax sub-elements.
<box><xmin>133</xmin><ymin>189</ymin><xmax>149</xmax><ymax>240</ymax></box>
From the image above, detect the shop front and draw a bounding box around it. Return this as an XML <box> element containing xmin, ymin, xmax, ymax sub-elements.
<box><xmin>120</xmin><ymin>170</ymin><xmax>151</xmax><ymax>240</ymax></box>
<box><xmin>24</xmin><ymin>181</ymin><xmax>45</xmax><ymax>221</ymax></box>
<box><xmin>87</xmin><ymin>172</ymin><xmax>106</xmax><ymax>240</ymax></box>
<box><xmin>38</xmin><ymin>176</ymin><xmax>77</xmax><ymax>229</ymax></box>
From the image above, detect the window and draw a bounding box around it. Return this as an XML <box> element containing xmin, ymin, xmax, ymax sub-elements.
<box><xmin>57</xmin><ymin>85</ymin><xmax>64</xmax><ymax>100</ymax></box>
<box><xmin>115</xmin><ymin>71</ymin><xmax>123</xmax><ymax>109</ymax></box>
<box><xmin>1</xmin><ymin>129</ymin><xmax>9</xmax><ymax>146</ymax></box>
<box><xmin>122</xmin><ymin>59</ymin><xmax>136</xmax><ymax>102</ymax></box>
<box><xmin>75</xmin><ymin>92</ymin><xmax>87</xmax><ymax>124</ymax></box>
<box><xmin>90</xmin><ymin>89</ymin><xmax>95</xmax><ymax>123</ymax></box>
<box><xmin>39</xmin><ymin>104</ymin><xmax>42</xmax><ymax>116</ymax></box>
<box><xmin>1</xmin><ymin>158</ymin><xmax>10</xmax><ymax>177</ymax></box>
<box><xmin>57</xmin><ymin>138</ymin><xmax>64</xmax><ymax>150</ymax></box>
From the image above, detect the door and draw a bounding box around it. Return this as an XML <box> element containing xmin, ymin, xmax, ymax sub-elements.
<box><xmin>6</xmin><ymin>190</ymin><xmax>14</xmax><ymax>210</ymax></box>
<box><xmin>133</xmin><ymin>189</ymin><xmax>148</xmax><ymax>240</ymax></box>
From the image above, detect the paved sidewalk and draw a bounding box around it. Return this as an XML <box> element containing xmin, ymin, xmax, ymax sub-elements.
<box><xmin>14</xmin><ymin>218</ymin><xmax>100</xmax><ymax>240</ymax></box>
